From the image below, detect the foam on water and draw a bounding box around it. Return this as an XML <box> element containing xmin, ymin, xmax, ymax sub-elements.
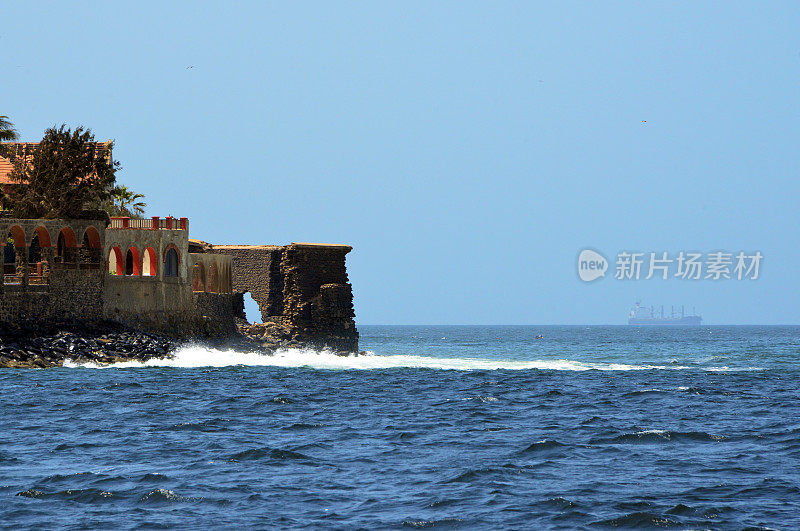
<box><xmin>5</xmin><ymin>326</ymin><xmax>797</xmax><ymax>529</ymax></box>
<box><xmin>62</xmin><ymin>344</ymin><xmax>705</xmax><ymax>371</ymax></box>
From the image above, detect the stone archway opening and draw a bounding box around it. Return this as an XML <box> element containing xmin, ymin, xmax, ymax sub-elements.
<box><xmin>108</xmin><ymin>247</ymin><xmax>124</xmax><ymax>275</ymax></box>
<box><xmin>242</xmin><ymin>291</ymin><xmax>263</xmax><ymax>323</ymax></box>
<box><xmin>56</xmin><ymin>227</ymin><xmax>77</xmax><ymax>262</ymax></box>
<box><xmin>28</xmin><ymin>233</ymin><xmax>42</xmax><ymax>263</ymax></box>
<box><xmin>5</xmin><ymin>226</ymin><xmax>25</xmax><ymax>284</ymax></box>
<box><xmin>125</xmin><ymin>247</ymin><xmax>141</xmax><ymax>276</ymax></box>
<box><xmin>142</xmin><ymin>247</ymin><xmax>157</xmax><ymax>276</ymax></box>
<box><xmin>5</xmin><ymin>227</ymin><xmax>24</xmax><ymax>264</ymax></box>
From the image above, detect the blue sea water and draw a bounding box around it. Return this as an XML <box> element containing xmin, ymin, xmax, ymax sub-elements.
<box><xmin>1</xmin><ymin>325</ymin><xmax>799</xmax><ymax>529</ymax></box>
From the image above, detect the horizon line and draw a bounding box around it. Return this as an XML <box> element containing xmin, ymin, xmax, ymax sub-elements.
<box><xmin>355</xmin><ymin>323</ymin><xmax>800</xmax><ymax>327</ymax></box>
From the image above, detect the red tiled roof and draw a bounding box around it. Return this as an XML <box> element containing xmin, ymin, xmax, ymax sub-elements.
<box><xmin>0</xmin><ymin>141</ymin><xmax>112</xmax><ymax>185</ymax></box>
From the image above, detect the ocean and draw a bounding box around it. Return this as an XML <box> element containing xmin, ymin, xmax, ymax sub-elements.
<box><xmin>1</xmin><ymin>325</ymin><xmax>798</xmax><ymax>529</ymax></box>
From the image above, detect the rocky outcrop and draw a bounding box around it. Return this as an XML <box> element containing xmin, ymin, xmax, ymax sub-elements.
<box><xmin>0</xmin><ymin>321</ymin><xmax>177</xmax><ymax>368</ymax></box>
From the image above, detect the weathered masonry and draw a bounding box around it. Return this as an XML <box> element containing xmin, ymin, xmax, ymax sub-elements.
<box><xmin>199</xmin><ymin>242</ymin><xmax>358</xmax><ymax>352</ymax></box>
<box><xmin>0</xmin><ymin>218</ymin><xmax>106</xmax><ymax>323</ymax></box>
<box><xmin>104</xmin><ymin>216</ymin><xmax>237</xmax><ymax>336</ymax></box>
<box><xmin>0</xmin><ymin>216</ymin><xmax>237</xmax><ymax>337</ymax></box>
<box><xmin>0</xmin><ymin>215</ymin><xmax>358</xmax><ymax>351</ymax></box>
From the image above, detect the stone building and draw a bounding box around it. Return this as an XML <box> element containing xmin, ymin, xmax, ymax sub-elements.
<box><xmin>0</xmin><ymin>216</ymin><xmax>237</xmax><ymax>337</ymax></box>
<box><xmin>0</xmin><ymin>215</ymin><xmax>358</xmax><ymax>351</ymax></box>
<box><xmin>0</xmin><ymin>140</ymin><xmax>357</xmax><ymax>350</ymax></box>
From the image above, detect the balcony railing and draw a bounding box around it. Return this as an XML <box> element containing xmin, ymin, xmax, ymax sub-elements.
<box><xmin>109</xmin><ymin>216</ymin><xmax>189</xmax><ymax>231</ymax></box>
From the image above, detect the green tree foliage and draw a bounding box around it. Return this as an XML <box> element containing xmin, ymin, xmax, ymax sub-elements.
<box><xmin>2</xmin><ymin>125</ymin><xmax>118</xmax><ymax>219</ymax></box>
<box><xmin>107</xmin><ymin>185</ymin><xmax>147</xmax><ymax>218</ymax></box>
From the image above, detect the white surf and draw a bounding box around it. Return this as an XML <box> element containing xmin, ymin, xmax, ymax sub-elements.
<box><xmin>63</xmin><ymin>344</ymin><xmax>699</xmax><ymax>371</ymax></box>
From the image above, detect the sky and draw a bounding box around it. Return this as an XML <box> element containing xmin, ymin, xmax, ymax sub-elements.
<box><xmin>2</xmin><ymin>1</ymin><xmax>799</xmax><ymax>324</ymax></box>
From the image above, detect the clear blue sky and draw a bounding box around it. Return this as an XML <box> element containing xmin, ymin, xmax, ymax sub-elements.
<box><xmin>3</xmin><ymin>2</ymin><xmax>799</xmax><ymax>324</ymax></box>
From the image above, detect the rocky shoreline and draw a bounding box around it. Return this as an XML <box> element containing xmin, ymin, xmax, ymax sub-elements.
<box><xmin>0</xmin><ymin>322</ymin><xmax>176</xmax><ymax>368</ymax></box>
<box><xmin>0</xmin><ymin>321</ymin><xmax>356</xmax><ymax>368</ymax></box>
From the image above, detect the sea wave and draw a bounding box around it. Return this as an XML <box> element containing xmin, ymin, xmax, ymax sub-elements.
<box><xmin>56</xmin><ymin>344</ymin><xmax>735</xmax><ymax>371</ymax></box>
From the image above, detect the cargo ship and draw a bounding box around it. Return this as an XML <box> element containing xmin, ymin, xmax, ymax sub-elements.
<box><xmin>628</xmin><ymin>302</ymin><xmax>702</xmax><ymax>325</ymax></box>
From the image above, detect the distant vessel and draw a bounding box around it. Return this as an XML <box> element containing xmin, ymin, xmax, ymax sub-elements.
<box><xmin>628</xmin><ymin>302</ymin><xmax>702</xmax><ymax>325</ymax></box>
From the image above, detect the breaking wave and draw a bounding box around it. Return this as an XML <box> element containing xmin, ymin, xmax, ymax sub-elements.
<box><xmin>59</xmin><ymin>345</ymin><xmax>760</xmax><ymax>371</ymax></box>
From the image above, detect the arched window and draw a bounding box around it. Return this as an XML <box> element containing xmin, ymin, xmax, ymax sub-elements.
<box><xmin>56</xmin><ymin>227</ymin><xmax>77</xmax><ymax>261</ymax></box>
<box><xmin>5</xmin><ymin>227</ymin><xmax>24</xmax><ymax>264</ymax></box>
<box><xmin>81</xmin><ymin>227</ymin><xmax>102</xmax><ymax>264</ymax></box>
<box><xmin>82</xmin><ymin>226</ymin><xmax>101</xmax><ymax>249</ymax></box>
<box><xmin>29</xmin><ymin>234</ymin><xmax>42</xmax><ymax>263</ymax></box>
<box><xmin>191</xmin><ymin>261</ymin><xmax>205</xmax><ymax>291</ymax></box>
<box><xmin>33</xmin><ymin>226</ymin><xmax>52</xmax><ymax>248</ymax></box>
<box><xmin>165</xmin><ymin>248</ymin><xmax>179</xmax><ymax>277</ymax></box>
<box><xmin>108</xmin><ymin>247</ymin><xmax>123</xmax><ymax>275</ymax></box>
<box><xmin>142</xmin><ymin>247</ymin><xmax>157</xmax><ymax>276</ymax></box>
<box><xmin>125</xmin><ymin>247</ymin><xmax>141</xmax><ymax>276</ymax></box>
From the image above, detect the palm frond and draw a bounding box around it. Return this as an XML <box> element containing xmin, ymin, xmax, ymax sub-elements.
<box><xmin>0</xmin><ymin>115</ymin><xmax>20</xmax><ymax>142</ymax></box>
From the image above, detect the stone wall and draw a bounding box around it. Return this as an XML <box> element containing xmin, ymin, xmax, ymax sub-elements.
<box><xmin>209</xmin><ymin>242</ymin><xmax>359</xmax><ymax>352</ymax></box>
<box><xmin>280</xmin><ymin>244</ymin><xmax>358</xmax><ymax>351</ymax></box>
<box><xmin>210</xmin><ymin>245</ymin><xmax>284</xmax><ymax>320</ymax></box>
<box><xmin>0</xmin><ymin>218</ymin><xmax>357</xmax><ymax>349</ymax></box>
<box><xmin>0</xmin><ymin>274</ymin><xmax>104</xmax><ymax>325</ymax></box>
<box><xmin>0</xmin><ymin>218</ymin><xmax>106</xmax><ymax>325</ymax></box>
<box><xmin>102</xmin><ymin>230</ymin><xmax>238</xmax><ymax>338</ymax></box>
<box><xmin>47</xmin><ymin>267</ymin><xmax>105</xmax><ymax>321</ymax></box>
<box><xmin>102</xmin><ymin>277</ymin><xmax>238</xmax><ymax>339</ymax></box>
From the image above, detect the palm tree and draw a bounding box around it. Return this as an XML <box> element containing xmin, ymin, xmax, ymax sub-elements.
<box><xmin>110</xmin><ymin>185</ymin><xmax>147</xmax><ymax>218</ymax></box>
<box><xmin>0</xmin><ymin>116</ymin><xmax>19</xmax><ymax>158</ymax></box>
<box><xmin>0</xmin><ymin>116</ymin><xmax>19</xmax><ymax>142</ymax></box>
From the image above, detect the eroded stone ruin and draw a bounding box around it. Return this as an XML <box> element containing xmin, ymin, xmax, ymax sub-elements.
<box><xmin>192</xmin><ymin>241</ymin><xmax>359</xmax><ymax>353</ymax></box>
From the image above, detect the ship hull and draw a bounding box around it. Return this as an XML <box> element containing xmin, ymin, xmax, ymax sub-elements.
<box><xmin>628</xmin><ymin>316</ymin><xmax>702</xmax><ymax>325</ymax></box>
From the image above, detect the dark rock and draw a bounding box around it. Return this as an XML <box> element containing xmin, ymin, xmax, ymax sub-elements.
<box><xmin>0</xmin><ymin>321</ymin><xmax>182</xmax><ymax>368</ymax></box>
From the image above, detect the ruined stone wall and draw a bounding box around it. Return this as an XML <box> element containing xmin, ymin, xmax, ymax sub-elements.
<box><xmin>209</xmin><ymin>245</ymin><xmax>284</xmax><ymax>320</ymax></box>
<box><xmin>193</xmin><ymin>292</ymin><xmax>240</xmax><ymax>337</ymax></box>
<box><xmin>280</xmin><ymin>244</ymin><xmax>358</xmax><ymax>351</ymax></box>
<box><xmin>208</xmin><ymin>242</ymin><xmax>358</xmax><ymax>352</ymax></box>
